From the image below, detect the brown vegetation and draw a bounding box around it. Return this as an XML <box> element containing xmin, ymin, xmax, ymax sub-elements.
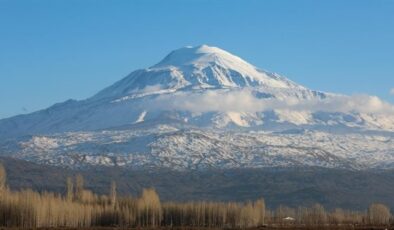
<box><xmin>0</xmin><ymin>162</ymin><xmax>392</xmax><ymax>229</ymax></box>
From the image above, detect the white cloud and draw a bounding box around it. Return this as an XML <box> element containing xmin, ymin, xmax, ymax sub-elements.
<box><xmin>390</xmin><ymin>88</ymin><xmax>394</xmax><ymax>95</ymax></box>
<box><xmin>151</xmin><ymin>89</ymin><xmax>394</xmax><ymax>115</ymax></box>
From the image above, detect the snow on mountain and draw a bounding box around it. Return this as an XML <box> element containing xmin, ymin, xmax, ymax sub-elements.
<box><xmin>1</xmin><ymin>126</ymin><xmax>394</xmax><ymax>170</ymax></box>
<box><xmin>1</xmin><ymin>45</ymin><xmax>394</xmax><ymax>170</ymax></box>
<box><xmin>93</xmin><ymin>44</ymin><xmax>304</xmax><ymax>100</ymax></box>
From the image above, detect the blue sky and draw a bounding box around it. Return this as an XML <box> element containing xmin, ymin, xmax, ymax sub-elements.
<box><xmin>1</xmin><ymin>0</ymin><xmax>394</xmax><ymax>119</ymax></box>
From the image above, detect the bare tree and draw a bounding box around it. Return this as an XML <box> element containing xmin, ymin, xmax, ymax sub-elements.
<box><xmin>239</xmin><ymin>201</ymin><xmax>254</xmax><ymax>228</ymax></box>
<box><xmin>330</xmin><ymin>208</ymin><xmax>345</xmax><ymax>225</ymax></box>
<box><xmin>75</xmin><ymin>174</ymin><xmax>84</xmax><ymax>201</ymax></box>
<box><xmin>310</xmin><ymin>203</ymin><xmax>327</xmax><ymax>226</ymax></box>
<box><xmin>368</xmin><ymin>203</ymin><xmax>391</xmax><ymax>226</ymax></box>
<box><xmin>66</xmin><ymin>177</ymin><xmax>73</xmax><ymax>202</ymax></box>
<box><xmin>0</xmin><ymin>163</ymin><xmax>5</xmax><ymax>192</ymax></box>
<box><xmin>253</xmin><ymin>198</ymin><xmax>266</xmax><ymax>226</ymax></box>
<box><xmin>110</xmin><ymin>181</ymin><xmax>117</xmax><ymax>208</ymax></box>
<box><xmin>137</xmin><ymin>188</ymin><xmax>162</xmax><ymax>227</ymax></box>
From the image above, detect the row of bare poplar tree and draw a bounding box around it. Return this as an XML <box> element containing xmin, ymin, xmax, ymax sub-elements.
<box><xmin>0</xmin><ymin>163</ymin><xmax>392</xmax><ymax>228</ymax></box>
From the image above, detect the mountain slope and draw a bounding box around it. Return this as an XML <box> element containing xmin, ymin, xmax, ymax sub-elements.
<box><xmin>2</xmin><ymin>126</ymin><xmax>394</xmax><ymax>169</ymax></box>
<box><xmin>0</xmin><ymin>45</ymin><xmax>328</xmax><ymax>138</ymax></box>
<box><xmin>1</xmin><ymin>45</ymin><xmax>394</xmax><ymax>170</ymax></box>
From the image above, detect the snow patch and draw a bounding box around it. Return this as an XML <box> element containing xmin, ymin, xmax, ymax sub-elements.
<box><xmin>135</xmin><ymin>111</ymin><xmax>147</xmax><ymax>123</ymax></box>
<box><xmin>227</xmin><ymin>112</ymin><xmax>250</xmax><ymax>127</ymax></box>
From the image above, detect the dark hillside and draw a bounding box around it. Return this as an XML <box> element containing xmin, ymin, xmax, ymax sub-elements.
<box><xmin>2</xmin><ymin>157</ymin><xmax>394</xmax><ymax>210</ymax></box>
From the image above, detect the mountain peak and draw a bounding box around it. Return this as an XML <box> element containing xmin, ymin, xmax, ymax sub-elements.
<box><xmin>149</xmin><ymin>45</ymin><xmax>304</xmax><ymax>90</ymax></box>
<box><xmin>93</xmin><ymin>45</ymin><xmax>305</xmax><ymax>100</ymax></box>
<box><xmin>152</xmin><ymin>44</ymin><xmax>255</xmax><ymax>70</ymax></box>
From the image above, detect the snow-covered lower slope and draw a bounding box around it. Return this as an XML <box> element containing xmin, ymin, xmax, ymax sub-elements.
<box><xmin>1</xmin><ymin>124</ymin><xmax>394</xmax><ymax>170</ymax></box>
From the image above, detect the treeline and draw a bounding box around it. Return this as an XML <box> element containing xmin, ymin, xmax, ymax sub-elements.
<box><xmin>0</xmin><ymin>163</ymin><xmax>392</xmax><ymax>228</ymax></box>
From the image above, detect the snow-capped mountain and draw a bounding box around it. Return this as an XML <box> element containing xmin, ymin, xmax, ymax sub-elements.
<box><xmin>94</xmin><ymin>45</ymin><xmax>304</xmax><ymax>98</ymax></box>
<box><xmin>1</xmin><ymin>45</ymin><xmax>394</xmax><ymax>170</ymax></box>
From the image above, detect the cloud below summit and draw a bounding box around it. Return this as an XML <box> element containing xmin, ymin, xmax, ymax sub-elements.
<box><xmin>151</xmin><ymin>89</ymin><xmax>394</xmax><ymax>115</ymax></box>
